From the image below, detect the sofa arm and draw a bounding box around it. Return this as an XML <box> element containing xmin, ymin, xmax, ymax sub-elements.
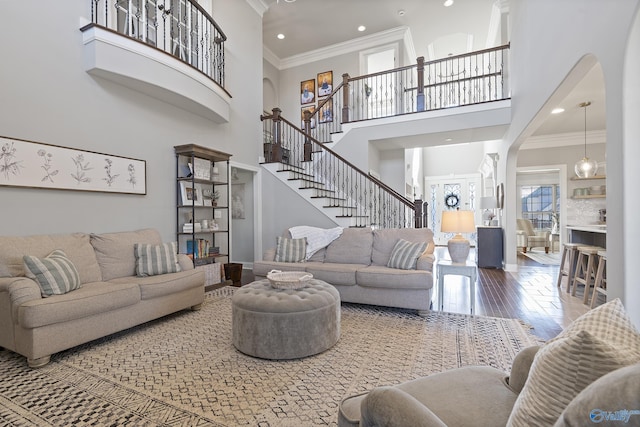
<box><xmin>177</xmin><ymin>254</ymin><xmax>195</xmax><ymax>271</ymax></box>
<box><xmin>0</xmin><ymin>277</ymin><xmax>42</xmax><ymax>324</ymax></box>
<box><xmin>263</xmin><ymin>248</ymin><xmax>276</xmax><ymax>262</ymax></box>
<box><xmin>536</xmin><ymin>230</ymin><xmax>551</xmax><ymax>240</ymax></box>
<box><xmin>416</xmin><ymin>253</ymin><xmax>435</xmax><ymax>271</ymax></box>
<box><xmin>360</xmin><ymin>386</ymin><xmax>447</xmax><ymax>427</ymax></box>
<box><xmin>507</xmin><ymin>345</ymin><xmax>540</xmax><ymax>393</ymax></box>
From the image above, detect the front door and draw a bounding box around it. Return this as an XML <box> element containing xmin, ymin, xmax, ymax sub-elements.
<box><xmin>425</xmin><ymin>175</ymin><xmax>482</xmax><ymax>246</ymax></box>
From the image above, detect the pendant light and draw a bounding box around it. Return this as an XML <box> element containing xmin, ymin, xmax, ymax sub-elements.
<box><xmin>574</xmin><ymin>101</ymin><xmax>598</xmax><ymax>178</ymax></box>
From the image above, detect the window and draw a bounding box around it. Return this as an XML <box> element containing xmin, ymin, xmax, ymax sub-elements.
<box><xmin>520</xmin><ymin>185</ymin><xmax>559</xmax><ymax>230</ymax></box>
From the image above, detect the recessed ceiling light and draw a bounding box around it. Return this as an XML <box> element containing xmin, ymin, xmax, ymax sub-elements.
<box><xmin>551</xmin><ymin>107</ymin><xmax>565</xmax><ymax>114</ymax></box>
<box><xmin>444</xmin><ymin>0</ymin><xmax>454</xmax><ymax>6</ymax></box>
<box><xmin>398</xmin><ymin>9</ymin><xmax>406</xmax><ymax>16</ymax></box>
<box><xmin>277</xmin><ymin>33</ymin><xmax>285</xmax><ymax>40</ymax></box>
<box><xmin>445</xmin><ymin>138</ymin><xmax>453</xmax><ymax>142</ymax></box>
<box><xmin>358</xmin><ymin>25</ymin><xmax>366</xmax><ymax>32</ymax></box>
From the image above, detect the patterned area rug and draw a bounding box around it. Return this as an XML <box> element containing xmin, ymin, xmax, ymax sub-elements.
<box><xmin>0</xmin><ymin>287</ymin><xmax>542</xmax><ymax>427</ymax></box>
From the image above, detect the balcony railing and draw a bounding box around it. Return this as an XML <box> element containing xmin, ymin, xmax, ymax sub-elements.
<box><xmin>89</xmin><ymin>0</ymin><xmax>226</xmax><ymax>88</ymax></box>
<box><xmin>306</xmin><ymin>44</ymin><xmax>510</xmax><ymax>143</ymax></box>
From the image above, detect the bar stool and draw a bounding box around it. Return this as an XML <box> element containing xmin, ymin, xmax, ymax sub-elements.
<box><xmin>571</xmin><ymin>246</ymin><xmax>602</xmax><ymax>304</ymax></box>
<box><xmin>556</xmin><ymin>243</ymin><xmax>581</xmax><ymax>293</ymax></box>
<box><xmin>590</xmin><ymin>250</ymin><xmax>607</xmax><ymax>308</ymax></box>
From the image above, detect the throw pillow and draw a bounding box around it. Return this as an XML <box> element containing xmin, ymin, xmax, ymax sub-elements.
<box><xmin>23</xmin><ymin>249</ymin><xmax>81</xmax><ymax>297</ymax></box>
<box><xmin>387</xmin><ymin>239</ymin><xmax>428</xmax><ymax>270</ymax></box>
<box><xmin>274</xmin><ymin>236</ymin><xmax>307</xmax><ymax>263</ymax></box>
<box><xmin>134</xmin><ymin>242</ymin><xmax>182</xmax><ymax>277</ymax></box>
<box><xmin>507</xmin><ymin>298</ymin><xmax>640</xmax><ymax>427</ymax></box>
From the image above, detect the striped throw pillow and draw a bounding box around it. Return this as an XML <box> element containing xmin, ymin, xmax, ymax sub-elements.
<box><xmin>134</xmin><ymin>242</ymin><xmax>181</xmax><ymax>277</ymax></box>
<box><xmin>23</xmin><ymin>249</ymin><xmax>81</xmax><ymax>297</ymax></box>
<box><xmin>274</xmin><ymin>237</ymin><xmax>307</xmax><ymax>262</ymax></box>
<box><xmin>387</xmin><ymin>239</ymin><xmax>427</xmax><ymax>270</ymax></box>
<box><xmin>507</xmin><ymin>298</ymin><xmax>640</xmax><ymax>427</ymax></box>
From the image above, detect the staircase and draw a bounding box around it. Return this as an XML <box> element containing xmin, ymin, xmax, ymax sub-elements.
<box><xmin>261</xmin><ymin>110</ymin><xmax>419</xmax><ymax>228</ymax></box>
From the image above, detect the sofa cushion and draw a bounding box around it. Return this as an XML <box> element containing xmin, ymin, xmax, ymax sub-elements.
<box><xmin>90</xmin><ymin>229</ymin><xmax>162</xmax><ymax>281</ymax></box>
<box><xmin>23</xmin><ymin>250</ymin><xmax>81</xmax><ymax>297</ymax></box>
<box><xmin>305</xmin><ymin>263</ymin><xmax>365</xmax><ymax>286</ymax></box>
<box><xmin>554</xmin><ymin>363</ymin><xmax>640</xmax><ymax>427</ymax></box>
<box><xmin>134</xmin><ymin>242</ymin><xmax>181</xmax><ymax>277</ymax></box>
<box><xmin>356</xmin><ymin>265</ymin><xmax>432</xmax><ymax>290</ymax></box>
<box><xmin>507</xmin><ymin>298</ymin><xmax>640</xmax><ymax>427</ymax></box>
<box><xmin>324</xmin><ymin>228</ymin><xmax>373</xmax><ymax>265</ymax></box>
<box><xmin>0</xmin><ymin>233</ymin><xmax>102</xmax><ymax>283</ymax></box>
<box><xmin>372</xmin><ymin>228</ymin><xmax>433</xmax><ymax>266</ymax></box>
<box><xmin>387</xmin><ymin>239</ymin><xmax>427</xmax><ymax>270</ymax></box>
<box><xmin>274</xmin><ymin>236</ymin><xmax>307</xmax><ymax>262</ymax></box>
<box><xmin>108</xmin><ymin>269</ymin><xmax>203</xmax><ymax>300</ymax></box>
<box><xmin>18</xmin><ymin>281</ymin><xmax>140</xmax><ymax>329</ymax></box>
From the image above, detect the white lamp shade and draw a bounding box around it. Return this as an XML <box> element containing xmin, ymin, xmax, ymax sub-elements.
<box><xmin>441</xmin><ymin>210</ymin><xmax>476</xmax><ymax>233</ymax></box>
<box><xmin>479</xmin><ymin>196</ymin><xmax>497</xmax><ymax>210</ymax></box>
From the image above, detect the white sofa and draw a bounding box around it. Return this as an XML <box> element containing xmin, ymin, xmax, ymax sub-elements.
<box><xmin>0</xmin><ymin>228</ymin><xmax>204</xmax><ymax>367</ymax></box>
<box><xmin>253</xmin><ymin>227</ymin><xmax>435</xmax><ymax>315</ymax></box>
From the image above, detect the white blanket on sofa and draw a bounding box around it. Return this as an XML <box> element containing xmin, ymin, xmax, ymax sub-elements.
<box><xmin>289</xmin><ymin>226</ymin><xmax>344</xmax><ymax>260</ymax></box>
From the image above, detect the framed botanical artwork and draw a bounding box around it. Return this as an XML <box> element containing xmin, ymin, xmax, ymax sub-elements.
<box><xmin>300</xmin><ymin>79</ymin><xmax>315</xmax><ymax>105</ymax></box>
<box><xmin>318</xmin><ymin>102</ymin><xmax>333</xmax><ymax>123</ymax></box>
<box><xmin>317</xmin><ymin>71</ymin><xmax>333</xmax><ymax>97</ymax></box>
<box><xmin>0</xmin><ymin>135</ymin><xmax>146</xmax><ymax>194</ymax></box>
<box><xmin>301</xmin><ymin>105</ymin><xmax>316</xmax><ymax>129</ymax></box>
<box><xmin>180</xmin><ymin>181</ymin><xmax>202</xmax><ymax>206</ymax></box>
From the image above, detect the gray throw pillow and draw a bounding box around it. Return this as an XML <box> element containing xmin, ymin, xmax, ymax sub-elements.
<box><xmin>23</xmin><ymin>249</ymin><xmax>81</xmax><ymax>297</ymax></box>
<box><xmin>275</xmin><ymin>237</ymin><xmax>307</xmax><ymax>262</ymax></box>
<box><xmin>387</xmin><ymin>239</ymin><xmax>427</xmax><ymax>270</ymax></box>
<box><xmin>134</xmin><ymin>242</ymin><xmax>181</xmax><ymax>277</ymax></box>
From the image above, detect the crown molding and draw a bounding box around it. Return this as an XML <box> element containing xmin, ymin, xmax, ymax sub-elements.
<box><xmin>245</xmin><ymin>0</ymin><xmax>269</xmax><ymax>16</ymax></box>
<box><xmin>520</xmin><ymin>130</ymin><xmax>607</xmax><ymax>150</ymax></box>
<box><xmin>273</xmin><ymin>26</ymin><xmax>411</xmax><ymax>70</ymax></box>
<box><xmin>263</xmin><ymin>45</ymin><xmax>280</xmax><ymax>68</ymax></box>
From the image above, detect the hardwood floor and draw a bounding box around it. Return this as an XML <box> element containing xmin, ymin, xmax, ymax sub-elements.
<box><xmin>210</xmin><ymin>247</ymin><xmax>601</xmax><ymax>341</ymax></box>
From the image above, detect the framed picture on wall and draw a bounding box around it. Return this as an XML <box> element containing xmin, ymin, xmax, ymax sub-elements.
<box><xmin>300</xmin><ymin>79</ymin><xmax>315</xmax><ymax>104</ymax></box>
<box><xmin>318</xmin><ymin>101</ymin><xmax>333</xmax><ymax>123</ymax></box>
<box><xmin>301</xmin><ymin>105</ymin><xmax>316</xmax><ymax>129</ymax></box>
<box><xmin>317</xmin><ymin>71</ymin><xmax>333</xmax><ymax>97</ymax></box>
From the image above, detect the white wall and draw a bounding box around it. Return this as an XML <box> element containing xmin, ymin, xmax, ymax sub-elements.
<box><xmin>422</xmin><ymin>143</ymin><xmax>485</xmax><ymax>176</ymax></box>
<box><xmin>0</xmin><ymin>0</ymin><xmax>263</xmax><ymax>243</ymax></box>
<box><xmin>623</xmin><ymin>7</ymin><xmax>640</xmax><ymax>327</ymax></box>
<box><xmin>502</xmin><ymin>0</ymin><xmax>640</xmax><ymax>316</ymax></box>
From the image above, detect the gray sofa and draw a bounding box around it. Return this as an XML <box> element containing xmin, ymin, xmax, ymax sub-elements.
<box><xmin>0</xmin><ymin>228</ymin><xmax>204</xmax><ymax>368</ymax></box>
<box><xmin>253</xmin><ymin>227</ymin><xmax>435</xmax><ymax>314</ymax></box>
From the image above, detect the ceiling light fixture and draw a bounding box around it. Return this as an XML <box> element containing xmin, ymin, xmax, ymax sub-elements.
<box><xmin>358</xmin><ymin>25</ymin><xmax>366</xmax><ymax>32</ymax></box>
<box><xmin>551</xmin><ymin>107</ymin><xmax>565</xmax><ymax>114</ymax></box>
<box><xmin>398</xmin><ymin>9</ymin><xmax>406</xmax><ymax>16</ymax></box>
<box><xmin>277</xmin><ymin>33</ymin><xmax>285</xmax><ymax>40</ymax></box>
<box><xmin>574</xmin><ymin>101</ymin><xmax>598</xmax><ymax>178</ymax></box>
<box><xmin>444</xmin><ymin>0</ymin><xmax>454</xmax><ymax>7</ymax></box>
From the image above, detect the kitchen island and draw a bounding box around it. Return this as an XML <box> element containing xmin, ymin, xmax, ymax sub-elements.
<box><xmin>566</xmin><ymin>225</ymin><xmax>606</xmax><ymax>248</ymax></box>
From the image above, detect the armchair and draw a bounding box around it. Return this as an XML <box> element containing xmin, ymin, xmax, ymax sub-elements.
<box><xmin>516</xmin><ymin>218</ymin><xmax>550</xmax><ymax>253</ymax></box>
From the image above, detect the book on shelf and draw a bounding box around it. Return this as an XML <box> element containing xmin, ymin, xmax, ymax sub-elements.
<box><xmin>186</xmin><ymin>238</ymin><xmax>212</xmax><ymax>259</ymax></box>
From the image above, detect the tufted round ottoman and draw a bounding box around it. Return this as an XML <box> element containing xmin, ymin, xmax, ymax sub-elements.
<box><xmin>232</xmin><ymin>278</ymin><xmax>341</xmax><ymax>359</ymax></box>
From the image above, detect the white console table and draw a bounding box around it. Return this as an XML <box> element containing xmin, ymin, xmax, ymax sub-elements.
<box><xmin>436</xmin><ymin>259</ymin><xmax>477</xmax><ymax>314</ymax></box>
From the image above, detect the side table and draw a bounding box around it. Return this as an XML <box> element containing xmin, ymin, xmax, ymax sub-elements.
<box><xmin>437</xmin><ymin>259</ymin><xmax>477</xmax><ymax>314</ymax></box>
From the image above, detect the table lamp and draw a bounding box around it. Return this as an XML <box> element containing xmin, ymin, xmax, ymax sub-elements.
<box><xmin>441</xmin><ymin>210</ymin><xmax>475</xmax><ymax>263</ymax></box>
<box><xmin>479</xmin><ymin>196</ymin><xmax>497</xmax><ymax>225</ymax></box>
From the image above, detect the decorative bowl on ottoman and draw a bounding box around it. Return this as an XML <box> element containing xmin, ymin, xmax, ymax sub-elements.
<box><xmin>267</xmin><ymin>269</ymin><xmax>313</xmax><ymax>290</ymax></box>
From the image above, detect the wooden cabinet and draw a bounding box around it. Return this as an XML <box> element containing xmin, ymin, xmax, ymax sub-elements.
<box><xmin>476</xmin><ymin>226</ymin><xmax>503</xmax><ymax>269</ymax></box>
<box><xmin>174</xmin><ymin>144</ymin><xmax>231</xmax><ymax>271</ymax></box>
